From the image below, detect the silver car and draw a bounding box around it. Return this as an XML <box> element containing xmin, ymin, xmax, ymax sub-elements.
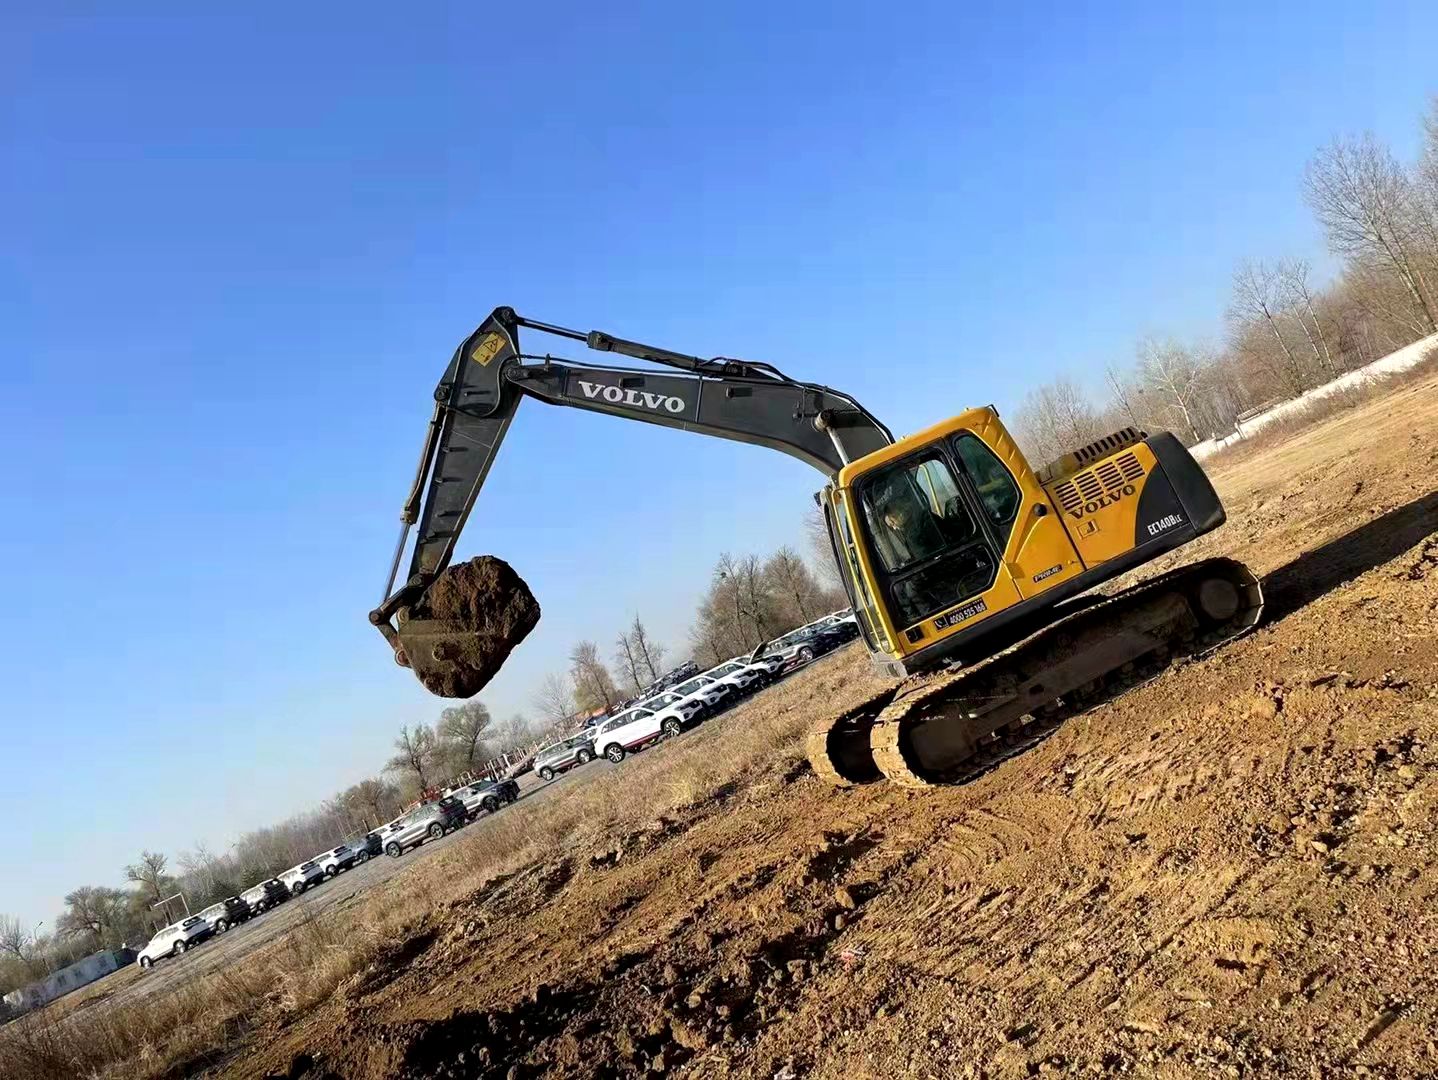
<box><xmin>533</xmin><ymin>733</ymin><xmax>596</xmax><ymax>781</ymax></box>
<box><xmin>381</xmin><ymin>798</ymin><xmax>468</xmax><ymax>858</ymax></box>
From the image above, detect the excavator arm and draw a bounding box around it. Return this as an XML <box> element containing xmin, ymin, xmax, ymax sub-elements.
<box><xmin>370</xmin><ymin>307</ymin><xmax>892</xmax><ymax>659</ymax></box>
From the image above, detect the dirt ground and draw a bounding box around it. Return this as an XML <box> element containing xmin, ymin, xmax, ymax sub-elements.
<box><xmin>229</xmin><ymin>375</ymin><xmax>1435</xmax><ymax>1078</ymax></box>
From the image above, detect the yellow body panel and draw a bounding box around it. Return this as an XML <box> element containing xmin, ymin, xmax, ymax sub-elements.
<box><xmin>835</xmin><ymin>408</ymin><xmax>1086</xmax><ymax>661</ymax></box>
<box><xmin>1043</xmin><ymin>442</ymin><xmax>1156</xmax><ymax>566</ymax></box>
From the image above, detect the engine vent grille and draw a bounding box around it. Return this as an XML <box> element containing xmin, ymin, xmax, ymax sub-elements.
<box><xmin>1053</xmin><ymin>451</ymin><xmax>1147</xmax><ymax>514</ymax></box>
<box><xmin>1073</xmin><ymin>427</ymin><xmax>1144</xmax><ymax>465</ymax></box>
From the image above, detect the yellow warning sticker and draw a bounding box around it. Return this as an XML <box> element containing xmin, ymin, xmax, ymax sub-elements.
<box><xmin>470</xmin><ymin>332</ymin><xmax>506</xmax><ymax>366</ymax></box>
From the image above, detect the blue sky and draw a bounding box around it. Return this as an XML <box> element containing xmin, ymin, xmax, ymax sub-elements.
<box><xmin>2</xmin><ymin>2</ymin><xmax>1434</xmax><ymax>929</ymax></box>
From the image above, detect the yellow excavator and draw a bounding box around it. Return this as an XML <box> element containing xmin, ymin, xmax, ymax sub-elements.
<box><xmin>371</xmin><ymin>308</ymin><xmax>1262</xmax><ymax>788</ymax></box>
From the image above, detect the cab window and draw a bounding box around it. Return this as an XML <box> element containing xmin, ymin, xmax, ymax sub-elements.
<box><xmin>857</xmin><ymin>450</ymin><xmax>999</xmax><ymax>627</ymax></box>
<box><xmin>952</xmin><ymin>433</ymin><xmax>1020</xmax><ymax>527</ymax></box>
<box><xmin>859</xmin><ymin>451</ymin><xmax>976</xmax><ymax>574</ymax></box>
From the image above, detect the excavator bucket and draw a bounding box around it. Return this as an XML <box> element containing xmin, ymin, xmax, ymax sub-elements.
<box><xmin>390</xmin><ymin>556</ymin><xmax>541</xmax><ymax>698</ymax></box>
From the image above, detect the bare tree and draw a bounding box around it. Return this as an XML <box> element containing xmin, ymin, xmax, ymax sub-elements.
<box><xmin>1276</xmin><ymin>258</ymin><xmax>1338</xmax><ymax>376</ymax></box>
<box><xmin>716</xmin><ymin>553</ymin><xmax>776</xmax><ymax>648</ymax></box>
<box><xmin>438</xmin><ymin>699</ymin><xmax>492</xmax><ymax>776</ymax></box>
<box><xmin>613</xmin><ymin>626</ymin><xmax>646</xmax><ymax>695</ymax></box>
<box><xmin>763</xmin><ymin>546</ymin><xmax>826</xmax><ymax>625</ymax></box>
<box><xmin>124</xmin><ymin>850</ymin><xmax>170</xmax><ymax>904</ymax></box>
<box><xmin>346</xmin><ymin>778</ymin><xmax>401</xmax><ymax>826</ymax></box>
<box><xmin>615</xmin><ymin>617</ymin><xmax>668</xmax><ymax>691</ymax></box>
<box><xmin>803</xmin><ymin>506</ymin><xmax>845</xmax><ymax>591</ymax></box>
<box><xmin>1104</xmin><ymin>362</ymin><xmax>1148</xmax><ymax>430</ymax></box>
<box><xmin>1229</xmin><ymin>260</ymin><xmax>1309</xmax><ymax>391</ymax></box>
<box><xmin>1012</xmin><ymin>377</ymin><xmax>1104</xmax><ymax>464</ymax></box>
<box><xmin>488</xmin><ymin>713</ymin><xmax>536</xmax><ymax>757</ymax></box>
<box><xmin>1134</xmin><ymin>337</ymin><xmax>1209</xmax><ymax>445</ymax></box>
<box><xmin>1416</xmin><ymin>96</ymin><xmax>1438</xmax><ymax>262</ymax></box>
<box><xmin>176</xmin><ymin>843</ymin><xmax>221</xmax><ymax>904</ymax></box>
<box><xmin>688</xmin><ymin>620</ymin><xmax>729</xmax><ymax>667</ymax></box>
<box><xmin>385</xmin><ymin>724</ymin><xmax>438</xmax><ymax>792</ymax></box>
<box><xmin>569</xmin><ymin>640</ymin><xmax>619</xmax><ymax>713</ymax></box>
<box><xmin>0</xmin><ymin>916</ymin><xmax>36</xmax><ymax>970</ymax></box>
<box><xmin>533</xmin><ymin>671</ymin><xmax>575</xmax><ymax>728</ymax></box>
<box><xmin>628</xmin><ymin>616</ymin><xmax>666</xmax><ymax>684</ymax></box>
<box><xmin>56</xmin><ymin>887</ymin><xmax>126</xmax><ymax>947</ymax></box>
<box><xmin>1305</xmin><ymin>133</ymin><xmax>1437</xmax><ymax>332</ymax></box>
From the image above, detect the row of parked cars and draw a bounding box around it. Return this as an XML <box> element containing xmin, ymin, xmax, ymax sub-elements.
<box><xmin>135</xmin><ymin>776</ymin><xmax>521</xmax><ymax>971</ymax></box>
<box><xmin>531</xmin><ymin>610</ymin><xmax>860</xmax><ymax>781</ymax></box>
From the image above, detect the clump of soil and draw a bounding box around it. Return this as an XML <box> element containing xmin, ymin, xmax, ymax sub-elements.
<box><xmin>399</xmin><ymin>556</ymin><xmax>540</xmax><ymax>698</ymax></box>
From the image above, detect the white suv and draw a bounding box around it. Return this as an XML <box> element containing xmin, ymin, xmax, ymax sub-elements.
<box><xmin>590</xmin><ymin>704</ymin><xmax>682</xmax><ymax>762</ymax></box>
<box><xmin>137</xmin><ymin>916</ymin><xmax>213</xmax><ymax>970</ymax></box>
<box><xmin>317</xmin><ymin>845</ymin><xmax>359</xmax><ymax>878</ymax></box>
<box><xmin>647</xmin><ymin>674</ymin><xmax>733</xmax><ymax>718</ymax></box>
<box><xmin>282</xmin><ymin>860</ymin><xmax>326</xmax><ymax>895</ymax></box>
<box><xmin>703</xmin><ymin>658</ymin><xmax>773</xmax><ymax>696</ymax></box>
<box><xmin>643</xmin><ymin>691</ymin><xmax>707</xmax><ymax>729</ymax></box>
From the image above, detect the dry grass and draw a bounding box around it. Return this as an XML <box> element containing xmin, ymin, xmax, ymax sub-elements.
<box><xmin>1205</xmin><ymin>345</ymin><xmax>1437</xmax><ymax>470</ymax></box>
<box><xmin>0</xmin><ymin>650</ymin><xmax>884</xmax><ymax>1080</ymax></box>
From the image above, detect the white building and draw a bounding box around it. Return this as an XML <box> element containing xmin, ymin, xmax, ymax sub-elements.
<box><xmin>2</xmin><ymin>949</ymin><xmax>129</xmax><ymax>1013</ymax></box>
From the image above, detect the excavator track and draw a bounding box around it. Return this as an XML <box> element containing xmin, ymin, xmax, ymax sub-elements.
<box><xmin>808</xmin><ymin>558</ymin><xmax>1263</xmax><ymax>789</ymax></box>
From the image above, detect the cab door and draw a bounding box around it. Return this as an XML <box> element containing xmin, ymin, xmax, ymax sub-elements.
<box><xmin>947</xmin><ymin>415</ymin><xmax>1084</xmax><ymax>600</ymax></box>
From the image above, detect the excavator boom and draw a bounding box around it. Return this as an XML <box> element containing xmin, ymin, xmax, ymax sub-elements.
<box><xmin>371</xmin><ymin>307</ymin><xmax>891</xmax><ymax>668</ymax></box>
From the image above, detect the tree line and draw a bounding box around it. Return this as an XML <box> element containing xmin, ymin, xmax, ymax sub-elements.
<box><xmin>525</xmin><ymin>543</ymin><xmax>843</xmax><ymax>729</ymax></box>
<box><xmin>0</xmin><ymin>702</ymin><xmax>543</xmax><ymax>1001</ymax></box>
<box><xmin>1014</xmin><ymin>98</ymin><xmax>1438</xmax><ymax>462</ymax></box>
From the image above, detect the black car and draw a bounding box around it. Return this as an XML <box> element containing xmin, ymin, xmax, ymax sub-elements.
<box><xmin>494</xmin><ymin>777</ymin><xmax>520</xmax><ymax>802</ymax></box>
<box><xmin>435</xmin><ymin>795</ymin><xmax>470</xmax><ymax>830</ymax></box>
<box><xmin>353</xmin><ymin>832</ymin><xmax>383</xmax><ymax>859</ymax></box>
<box><xmin>242</xmin><ymin>877</ymin><xmax>291</xmax><ymax>913</ymax></box>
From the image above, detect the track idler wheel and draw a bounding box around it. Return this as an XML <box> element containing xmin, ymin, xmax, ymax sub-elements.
<box><xmin>806</xmin><ymin>694</ymin><xmax>895</xmax><ymax>787</ymax></box>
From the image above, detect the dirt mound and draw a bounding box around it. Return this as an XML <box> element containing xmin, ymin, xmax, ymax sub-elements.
<box><xmin>399</xmin><ymin>556</ymin><xmax>540</xmax><ymax>698</ymax></box>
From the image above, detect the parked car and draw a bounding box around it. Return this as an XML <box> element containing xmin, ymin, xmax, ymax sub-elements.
<box><xmin>281</xmin><ymin>860</ymin><xmax>326</xmax><ymax>895</ymax></box>
<box><xmin>813</xmin><ymin>610</ymin><xmax>860</xmax><ymax>642</ymax></box>
<box><xmin>639</xmin><ymin>660</ymin><xmax>700</xmax><ymax>697</ymax></box>
<box><xmin>382</xmin><ymin>798</ymin><xmax>468</xmax><ymax>858</ymax></box>
<box><xmin>137</xmin><ymin>916</ymin><xmax>213</xmax><ymax>970</ymax></box>
<box><xmin>453</xmin><ymin>782</ymin><xmax>497</xmax><ymax>818</ymax></box>
<box><xmin>745</xmin><ymin>651</ymin><xmax>787</xmax><ymax>677</ymax></box>
<box><xmin>493</xmin><ymin>777</ymin><xmax>520</xmax><ymax>802</ymax></box>
<box><xmin>533</xmin><ymin>734</ymin><xmax>597</xmax><ymax>781</ymax></box>
<box><xmin>454</xmin><ymin>778</ymin><xmax>519</xmax><ymax>819</ymax></box>
<box><xmin>241</xmin><ymin>878</ymin><xmax>289</xmax><ymax>914</ymax></box>
<box><xmin>702</xmin><ymin>657</ymin><xmax>774</xmax><ymax>696</ymax></box>
<box><xmin>318</xmin><ymin>844</ymin><xmax>359</xmax><ymax>877</ymax></box>
<box><xmin>757</xmin><ymin>624</ymin><xmax>847</xmax><ymax>669</ymax></box>
<box><xmin>588</xmin><ymin>704</ymin><xmax>679</xmax><ymax>763</ymax></box>
<box><xmin>649</xmin><ymin>673</ymin><xmax>735</xmax><ymax>717</ymax></box>
<box><xmin>641</xmin><ymin>692</ymin><xmax>707</xmax><ymax>731</ymax></box>
<box><xmin>196</xmin><ymin>896</ymin><xmax>251</xmax><ymax>933</ymax></box>
<box><xmin>352</xmin><ymin>832</ymin><xmax>382</xmax><ymax>860</ymax></box>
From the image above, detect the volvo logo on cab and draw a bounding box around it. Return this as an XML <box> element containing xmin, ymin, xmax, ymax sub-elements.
<box><xmin>576</xmin><ymin>380</ymin><xmax>687</xmax><ymax>414</ymax></box>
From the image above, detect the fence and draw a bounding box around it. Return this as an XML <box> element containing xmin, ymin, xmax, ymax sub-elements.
<box><xmin>1190</xmin><ymin>331</ymin><xmax>1438</xmax><ymax>460</ymax></box>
